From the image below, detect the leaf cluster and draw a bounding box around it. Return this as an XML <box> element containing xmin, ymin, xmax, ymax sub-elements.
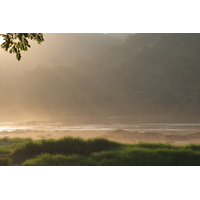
<box><xmin>0</xmin><ymin>33</ymin><xmax>44</xmax><ymax>60</ymax></box>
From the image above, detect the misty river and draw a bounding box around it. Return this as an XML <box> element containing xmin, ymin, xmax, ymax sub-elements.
<box><xmin>1</xmin><ymin>121</ymin><xmax>200</xmax><ymax>133</ymax></box>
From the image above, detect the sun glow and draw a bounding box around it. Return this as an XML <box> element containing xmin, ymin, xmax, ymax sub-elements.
<box><xmin>0</xmin><ymin>35</ymin><xmax>4</xmax><ymax>44</ymax></box>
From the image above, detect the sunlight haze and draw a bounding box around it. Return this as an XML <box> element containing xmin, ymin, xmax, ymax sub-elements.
<box><xmin>1</xmin><ymin>33</ymin><xmax>200</xmax><ymax>167</ymax></box>
<box><xmin>0</xmin><ymin>35</ymin><xmax>4</xmax><ymax>44</ymax></box>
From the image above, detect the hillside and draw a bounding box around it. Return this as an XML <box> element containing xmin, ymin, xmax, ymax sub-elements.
<box><xmin>1</xmin><ymin>33</ymin><xmax>200</xmax><ymax>121</ymax></box>
<box><xmin>70</xmin><ymin>33</ymin><xmax>200</xmax><ymax>118</ymax></box>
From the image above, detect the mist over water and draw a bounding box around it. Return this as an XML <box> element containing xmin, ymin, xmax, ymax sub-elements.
<box><xmin>1</xmin><ymin>33</ymin><xmax>200</xmax><ymax>126</ymax></box>
<box><xmin>1</xmin><ymin>121</ymin><xmax>200</xmax><ymax>133</ymax></box>
<box><xmin>0</xmin><ymin>33</ymin><xmax>130</xmax><ymax>120</ymax></box>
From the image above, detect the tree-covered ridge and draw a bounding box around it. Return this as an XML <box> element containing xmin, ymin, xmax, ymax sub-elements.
<box><xmin>70</xmin><ymin>33</ymin><xmax>200</xmax><ymax>116</ymax></box>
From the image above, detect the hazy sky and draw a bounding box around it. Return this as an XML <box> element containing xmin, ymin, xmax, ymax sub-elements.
<box><xmin>0</xmin><ymin>33</ymin><xmax>128</xmax><ymax>74</ymax></box>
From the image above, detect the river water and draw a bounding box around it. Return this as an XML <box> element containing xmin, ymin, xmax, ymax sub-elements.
<box><xmin>1</xmin><ymin>121</ymin><xmax>200</xmax><ymax>132</ymax></box>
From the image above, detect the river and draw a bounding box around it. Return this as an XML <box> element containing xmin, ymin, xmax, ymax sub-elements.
<box><xmin>1</xmin><ymin>121</ymin><xmax>200</xmax><ymax>133</ymax></box>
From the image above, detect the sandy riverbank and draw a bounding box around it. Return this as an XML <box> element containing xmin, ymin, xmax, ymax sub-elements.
<box><xmin>1</xmin><ymin>129</ymin><xmax>200</xmax><ymax>145</ymax></box>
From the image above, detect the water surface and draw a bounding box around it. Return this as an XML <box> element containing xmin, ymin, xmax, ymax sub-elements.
<box><xmin>0</xmin><ymin>122</ymin><xmax>200</xmax><ymax>132</ymax></box>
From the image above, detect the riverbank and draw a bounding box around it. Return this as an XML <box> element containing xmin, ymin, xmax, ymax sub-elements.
<box><xmin>1</xmin><ymin>129</ymin><xmax>200</xmax><ymax>145</ymax></box>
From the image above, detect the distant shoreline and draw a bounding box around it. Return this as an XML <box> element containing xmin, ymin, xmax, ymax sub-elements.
<box><xmin>1</xmin><ymin>129</ymin><xmax>200</xmax><ymax>145</ymax></box>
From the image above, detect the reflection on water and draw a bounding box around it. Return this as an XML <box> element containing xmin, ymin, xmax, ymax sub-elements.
<box><xmin>0</xmin><ymin>122</ymin><xmax>200</xmax><ymax>132</ymax></box>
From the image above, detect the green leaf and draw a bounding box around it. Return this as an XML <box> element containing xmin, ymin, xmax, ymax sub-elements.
<box><xmin>0</xmin><ymin>33</ymin><xmax>44</xmax><ymax>60</ymax></box>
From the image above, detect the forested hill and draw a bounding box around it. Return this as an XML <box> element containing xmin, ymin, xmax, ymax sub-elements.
<box><xmin>2</xmin><ymin>33</ymin><xmax>200</xmax><ymax>121</ymax></box>
<box><xmin>70</xmin><ymin>33</ymin><xmax>200</xmax><ymax>117</ymax></box>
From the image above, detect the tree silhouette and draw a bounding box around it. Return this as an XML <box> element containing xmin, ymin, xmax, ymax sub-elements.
<box><xmin>0</xmin><ymin>33</ymin><xmax>44</xmax><ymax>60</ymax></box>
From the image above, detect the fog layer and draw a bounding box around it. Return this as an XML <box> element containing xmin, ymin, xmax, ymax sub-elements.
<box><xmin>1</xmin><ymin>33</ymin><xmax>200</xmax><ymax>122</ymax></box>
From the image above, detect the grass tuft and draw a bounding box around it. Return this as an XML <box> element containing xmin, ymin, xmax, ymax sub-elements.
<box><xmin>0</xmin><ymin>137</ymin><xmax>33</xmax><ymax>143</ymax></box>
<box><xmin>12</xmin><ymin>137</ymin><xmax>121</xmax><ymax>156</ymax></box>
<box><xmin>0</xmin><ymin>157</ymin><xmax>12</xmax><ymax>166</ymax></box>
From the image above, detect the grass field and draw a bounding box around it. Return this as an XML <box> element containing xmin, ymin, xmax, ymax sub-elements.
<box><xmin>1</xmin><ymin>136</ymin><xmax>200</xmax><ymax>166</ymax></box>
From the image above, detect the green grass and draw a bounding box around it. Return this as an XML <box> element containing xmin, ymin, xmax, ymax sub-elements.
<box><xmin>0</xmin><ymin>137</ymin><xmax>33</xmax><ymax>165</ymax></box>
<box><xmin>0</xmin><ymin>136</ymin><xmax>200</xmax><ymax>166</ymax></box>
<box><xmin>0</xmin><ymin>157</ymin><xmax>12</xmax><ymax>166</ymax></box>
<box><xmin>22</xmin><ymin>147</ymin><xmax>200</xmax><ymax>166</ymax></box>
<box><xmin>22</xmin><ymin>154</ymin><xmax>85</xmax><ymax>166</ymax></box>
<box><xmin>0</xmin><ymin>137</ymin><xmax>33</xmax><ymax>154</ymax></box>
<box><xmin>133</xmin><ymin>142</ymin><xmax>179</xmax><ymax>150</ymax></box>
<box><xmin>89</xmin><ymin>147</ymin><xmax>200</xmax><ymax>166</ymax></box>
<box><xmin>0</xmin><ymin>145</ymin><xmax>15</xmax><ymax>154</ymax></box>
<box><xmin>0</xmin><ymin>137</ymin><xmax>33</xmax><ymax>143</ymax></box>
<box><xmin>12</xmin><ymin>137</ymin><xmax>121</xmax><ymax>156</ymax></box>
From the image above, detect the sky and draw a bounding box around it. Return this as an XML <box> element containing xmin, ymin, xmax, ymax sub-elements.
<box><xmin>0</xmin><ymin>36</ymin><xmax>3</xmax><ymax>44</ymax></box>
<box><xmin>0</xmin><ymin>33</ymin><xmax>128</xmax><ymax>74</ymax></box>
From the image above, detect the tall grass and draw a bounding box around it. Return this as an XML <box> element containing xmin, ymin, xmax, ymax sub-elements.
<box><xmin>22</xmin><ymin>147</ymin><xmax>200</xmax><ymax>166</ymax></box>
<box><xmin>8</xmin><ymin>137</ymin><xmax>200</xmax><ymax>166</ymax></box>
<box><xmin>0</xmin><ymin>137</ymin><xmax>33</xmax><ymax>156</ymax></box>
<box><xmin>0</xmin><ymin>145</ymin><xmax>14</xmax><ymax>154</ymax></box>
<box><xmin>0</xmin><ymin>137</ymin><xmax>33</xmax><ymax>143</ymax></box>
<box><xmin>185</xmin><ymin>144</ymin><xmax>200</xmax><ymax>151</ymax></box>
<box><xmin>133</xmin><ymin>142</ymin><xmax>179</xmax><ymax>150</ymax></box>
<box><xmin>12</xmin><ymin>137</ymin><xmax>121</xmax><ymax>156</ymax></box>
<box><xmin>87</xmin><ymin>147</ymin><xmax>200</xmax><ymax>166</ymax></box>
<box><xmin>0</xmin><ymin>157</ymin><xmax>12</xmax><ymax>166</ymax></box>
<box><xmin>22</xmin><ymin>154</ymin><xmax>85</xmax><ymax>166</ymax></box>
